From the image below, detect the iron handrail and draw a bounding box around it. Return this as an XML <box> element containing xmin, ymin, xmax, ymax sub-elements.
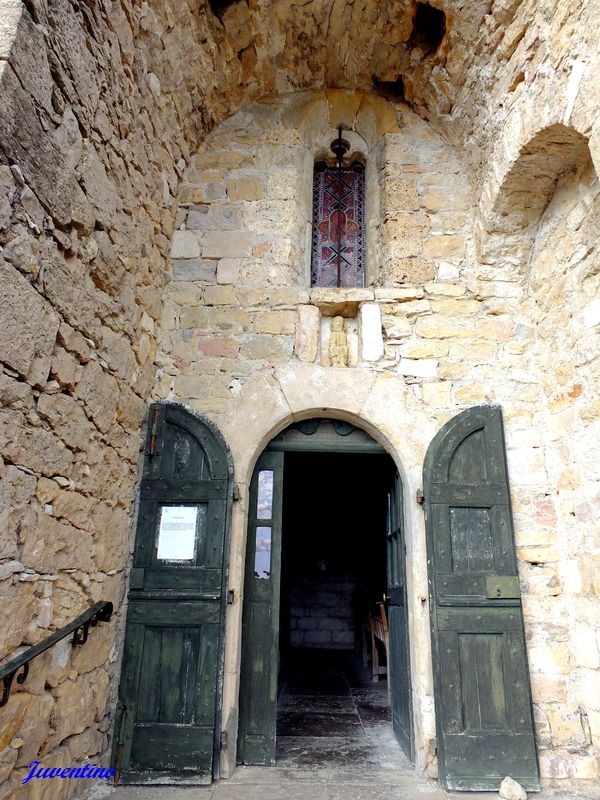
<box><xmin>0</xmin><ymin>600</ymin><xmax>113</xmax><ymax>706</ymax></box>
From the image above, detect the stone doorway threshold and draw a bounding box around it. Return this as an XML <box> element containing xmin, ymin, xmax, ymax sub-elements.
<box><xmin>87</xmin><ymin>770</ymin><xmax>598</xmax><ymax>800</ymax></box>
<box><xmin>88</xmin><ymin>648</ymin><xmax>598</xmax><ymax>800</ymax></box>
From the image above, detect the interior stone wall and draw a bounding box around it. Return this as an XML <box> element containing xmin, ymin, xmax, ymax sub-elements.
<box><xmin>0</xmin><ymin>0</ymin><xmax>599</xmax><ymax>795</ymax></box>
<box><xmin>289</xmin><ymin>574</ymin><xmax>357</xmax><ymax>650</ymax></box>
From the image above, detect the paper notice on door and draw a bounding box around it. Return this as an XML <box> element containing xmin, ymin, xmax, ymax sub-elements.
<box><xmin>157</xmin><ymin>505</ymin><xmax>198</xmax><ymax>561</ymax></box>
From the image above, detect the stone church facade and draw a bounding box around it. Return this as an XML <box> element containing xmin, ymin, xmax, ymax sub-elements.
<box><xmin>0</xmin><ymin>0</ymin><xmax>599</xmax><ymax>796</ymax></box>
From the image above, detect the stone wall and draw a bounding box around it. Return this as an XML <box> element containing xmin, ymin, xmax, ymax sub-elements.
<box><xmin>0</xmin><ymin>2</ymin><xmax>230</xmax><ymax>796</ymax></box>
<box><xmin>0</xmin><ymin>0</ymin><xmax>599</xmax><ymax>794</ymax></box>
<box><xmin>289</xmin><ymin>574</ymin><xmax>357</xmax><ymax>651</ymax></box>
<box><xmin>157</xmin><ymin>90</ymin><xmax>600</xmax><ymax>786</ymax></box>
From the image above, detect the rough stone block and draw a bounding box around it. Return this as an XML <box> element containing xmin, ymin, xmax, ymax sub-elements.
<box><xmin>0</xmin><ymin>412</ymin><xmax>72</xmax><ymax>477</ymax></box>
<box><xmin>0</xmin><ymin>586</ymin><xmax>36</xmax><ymax>662</ymax></box>
<box><xmin>198</xmin><ymin>337</ymin><xmax>240</xmax><ymax>358</ymax></box>
<box><xmin>382</xmin><ymin>257</ymin><xmax>436</xmax><ymax>285</ymax></box>
<box><xmin>359</xmin><ymin>303</ymin><xmax>384</xmax><ymax>362</ymax></box>
<box><xmin>398</xmin><ymin>358</ymin><xmax>438</xmax><ymax>378</ymax></box>
<box><xmin>383</xmin><ymin>316</ymin><xmax>412</xmax><ymax>339</ymax></box>
<box><xmin>295</xmin><ymin>305</ymin><xmax>320</xmax><ymax>362</ymax></box>
<box><xmin>383</xmin><ymin>177</ymin><xmax>420</xmax><ymax>211</ymax></box>
<box><xmin>430</xmin><ymin>298</ymin><xmax>481</xmax><ymax>315</ymax></box>
<box><xmin>252</xmin><ymin>311</ymin><xmax>296</xmax><ymax>335</ymax></box>
<box><xmin>57</xmin><ymin>322</ymin><xmax>91</xmax><ymax>363</ymax></box>
<box><xmin>170</xmin><ymin>229</ymin><xmax>201</xmax><ymax>259</ymax></box>
<box><xmin>50</xmin><ymin>347</ymin><xmax>82</xmax><ymax>389</ymax></box>
<box><xmin>20</xmin><ymin>509</ymin><xmax>93</xmax><ymax>573</ymax></box>
<box><xmin>400</xmin><ymin>339</ymin><xmax>448</xmax><ymax>358</ymax></box>
<box><xmin>423</xmin><ymin>235</ymin><xmax>465</xmax><ymax>259</ymax></box>
<box><xmin>187</xmin><ymin>204</ymin><xmax>241</xmax><ymax>230</ymax></box>
<box><xmin>227</xmin><ymin>178</ymin><xmax>264</xmax><ymax>201</ymax></box>
<box><xmin>415</xmin><ymin>316</ymin><xmax>474</xmax><ymax>339</ymax></box>
<box><xmin>241</xmin><ymin>335</ymin><xmax>294</xmax><ymax>362</ymax></box>
<box><xmin>454</xmin><ymin>382</ymin><xmax>490</xmax><ymax>403</ymax></box>
<box><xmin>476</xmin><ymin>318</ymin><xmax>513</xmax><ymax>341</ymax></box>
<box><xmin>204</xmin><ymin>285</ymin><xmax>238</xmax><ymax>306</ymax></box>
<box><xmin>75</xmin><ymin>359</ymin><xmax>118</xmax><ymax>433</ymax></box>
<box><xmin>172</xmin><ymin>258</ymin><xmax>218</xmax><ymax>282</ymax></box>
<box><xmin>449</xmin><ymin>341</ymin><xmax>498</xmax><ymax>360</ymax></box>
<box><xmin>374</xmin><ymin>287</ymin><xmax>425</xmax><ymax>301</ymax></box>
<box><xmin>422</xmin><ymin>381</ymin><xmax>452</xmax><ymax>407</ymax></box>
<box><xmin>202</xmin><ymin>231</ymin><xmax>252</xmax><ymax>259</ymax></box>
<box><xmin>0</xmin><ymin>259</ymin><xmax>59</xmax><ymax>384</ymax></box>
<box><xmin>37</xmin><ymin>392</ymin><xmax>92</xmax><ymax>451</ymax></box>
<box><xmin>216</xmin><ymin>259</ymin><xmax>242</xmax><ymax>284</ymax></box>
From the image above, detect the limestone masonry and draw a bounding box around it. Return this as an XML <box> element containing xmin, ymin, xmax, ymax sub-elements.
<box><xmin>0</xmin><ymin>0</ymin><xmax>599</xmax><ymax>797</ymax></box>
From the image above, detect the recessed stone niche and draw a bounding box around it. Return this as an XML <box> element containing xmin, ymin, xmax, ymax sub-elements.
<box><xmin>296</xmin><ymin>297</ymin><xmax>384</xmax><ymax>367</ymax></box>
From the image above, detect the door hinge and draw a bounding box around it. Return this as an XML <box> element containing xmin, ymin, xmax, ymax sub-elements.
<box><xmin>148</xmin><ymin>407</ymin><xmax>159</xmax><ymax>456</ymax></box>
<box><xmin>227</xmin><ymin>589</ymin><xmax>235</xmax><ymax>605</ymax></box>
<box><xmin>416</xmin><ymin>489</ymin><xmax>425</xmax><ymax>505</ymax></box>
<box><xmin>233</xmin><ymin>484</ymin><xmax>241</xmax><ymax>501</ymax></box>
<box><xmin>220</xmin><ymin>731</ymin><xmax>229</xmax><ymax>749</ymax></box>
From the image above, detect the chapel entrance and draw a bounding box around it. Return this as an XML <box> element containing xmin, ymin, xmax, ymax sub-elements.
<box><xmin>237</xmin><ymin>420</ymin><xmax>414</xmax><ymax>768</ymax></box>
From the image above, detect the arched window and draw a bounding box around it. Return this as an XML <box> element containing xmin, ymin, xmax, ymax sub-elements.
<box><xmin>310</xmin><ymin>130</ymin><xmax>366</xmax><ymax>288</ymax></box>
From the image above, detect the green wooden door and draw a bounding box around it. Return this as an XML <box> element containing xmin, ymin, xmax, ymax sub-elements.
<box><xmin>386</xmin><ymin>472</ymin><xmax>414</xmax><ymax>760</ymax></box>
<box><xmin>113</xmin><ymin>403</ymin><xmax>232</xmax><ymax>784</ymax></box>
<box><xmin>237</xmin><ymin>451</ymin><xmax>284</xmax><ymax>765</ymax></box>
<box><xmin>423</xmin><ymin>405</ymin><xmax>539</xmax><ymax>791</ymax></box>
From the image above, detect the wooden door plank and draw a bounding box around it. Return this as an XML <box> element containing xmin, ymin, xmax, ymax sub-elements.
<box><xmin>237</xmin><ymin>451</ymin><xmax>284</xmax><ymax>766</ymax></box>
<box><xmin>113</xmin><ymin>403</ymin><xmax>232</xmax><ymax>785</ymax></box>
<box><xmin>424</xmin><ymin>405</ymin><xmax>539</xmax><ymax>791</ymax></box>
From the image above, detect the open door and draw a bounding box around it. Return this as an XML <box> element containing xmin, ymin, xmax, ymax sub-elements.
<box><xmin>386</xmin><ymin>471</ymin><xmax>414</xmax><ymax>760</ymax></box>
<box><xmin>423</xmin><ymin>405</ymin><xmax>539</xmax><ymax>791</ymax></box>
<box><xmin>113</xmin><ymin>403</ymin><xmax>232</xmax><ymax>784</ymax></box>
<box><xmin>237</xmin><ymin>451</ymin><xmax>285</xmax><ymax>764</ymax></box>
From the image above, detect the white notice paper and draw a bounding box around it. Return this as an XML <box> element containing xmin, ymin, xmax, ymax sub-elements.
<box><xmin>157</xmin><ymin>505</ymin><xmax>198</xmax><ymax>561</ymax></box>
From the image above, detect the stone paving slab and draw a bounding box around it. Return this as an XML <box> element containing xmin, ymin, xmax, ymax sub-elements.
<box><xmin>85</xmin><ymin>768</ymin><xmax>600</xmax><ymax>800</ymax></box>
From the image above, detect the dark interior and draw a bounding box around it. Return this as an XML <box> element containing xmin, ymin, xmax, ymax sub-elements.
<box><xmin>279</xmin><ymin>451</ymin><xmax>395</xmax><ymax>663</ymax></box>
<box><xmin>275</xmin><ymin>450</ymin><xmax>402</xmax><ymax>764</ymax></box>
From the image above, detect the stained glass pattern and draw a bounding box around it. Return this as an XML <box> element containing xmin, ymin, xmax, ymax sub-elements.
<box><xmin>311</xmin><ymin>161</ymin><xmax>365</xmax><ymax>288</ymax></box>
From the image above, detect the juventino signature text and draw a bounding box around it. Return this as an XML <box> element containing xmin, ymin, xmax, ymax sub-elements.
<box><xmin>22</xmin><ymin>760</ymin><xmax>115</xmax><ymax>784</ymax></box>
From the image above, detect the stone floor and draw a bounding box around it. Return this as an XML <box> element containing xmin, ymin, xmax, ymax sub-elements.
<box><xmin>88</xmin><ymin>651</ymin><xmax>599</xmax><ymax>800</ymax></box>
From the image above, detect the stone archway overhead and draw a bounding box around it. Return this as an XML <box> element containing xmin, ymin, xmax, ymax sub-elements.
<box><xmin>490</xmin><ymin>125</ymin><xmax>594</xmax><ymax>233</ymax></box>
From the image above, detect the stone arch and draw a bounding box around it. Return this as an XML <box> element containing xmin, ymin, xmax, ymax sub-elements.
<box><xmin>492</xmin><ymin>124</ymin><xmax>593</xmax><ymax>232</ymax></box>
<box><xmin>476</xmin><ymin>120</ymin><xmax>596</xmax><ymax>276</ymax></box>
<box><xmin>216</xmin><ymin>365</ymin><xmax>438</xmax><ymax>776</ymax></box>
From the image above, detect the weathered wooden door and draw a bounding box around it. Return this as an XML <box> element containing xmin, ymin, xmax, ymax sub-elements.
<box><xmin>237</xmin><ymin>451</ymin><xmax>284</xmax><ymax>764</ymax></box>
<box><xmin>386</xmin><ymin>471</ymin><xmax>414</xmax><ymax>760</ymax></box>
<box><xmin>113</xmin><ymin>403</ymin><xmax>232</xmax><ymax>784</ymax></box>
<box><xmin>423</xmin><ymin>405</ymin><xmax>539</xmax><ymax>791</ymax></box>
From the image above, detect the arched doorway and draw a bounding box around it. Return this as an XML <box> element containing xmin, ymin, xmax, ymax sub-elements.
<box><xmin>237</xmin><ymin>419</ymin><xmax>414</xmax><ymax>768</ymax></box>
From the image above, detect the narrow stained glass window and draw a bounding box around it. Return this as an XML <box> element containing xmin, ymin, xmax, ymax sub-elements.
<box><xmin>311</xmin><ymin>160</ymin><xmax>365</xmax><ymax>288</ymax></box>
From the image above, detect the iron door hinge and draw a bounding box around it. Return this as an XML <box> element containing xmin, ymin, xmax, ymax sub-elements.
<box><xmin>220</xmin><ymin>731</ymin><xmax>228</xmax><ymax>749</ymax></box>
<box><xmin>227</xmin><ymin>589</ymin><xmax>235</xmax><ymax>605</ymax></box>
<box><xmin>148</xmin><ymin>407</ymin><xmax>160</xmax><ymax>456</ymax></box>
<box><xmin>233</xmin><ymin>484</ymin><xmax>241</xmax><ymax>501</ymax></box>
<box><xmin>416</xmin><ymin>489</ymin><xmax>425</xmax><ymax>505</ymax></box>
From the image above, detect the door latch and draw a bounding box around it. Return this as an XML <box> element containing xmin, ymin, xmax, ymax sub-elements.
<box><xmin>484</xmin><ymin>575</ymin><xmax>520</xmax><ymax>599</ymax></box>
